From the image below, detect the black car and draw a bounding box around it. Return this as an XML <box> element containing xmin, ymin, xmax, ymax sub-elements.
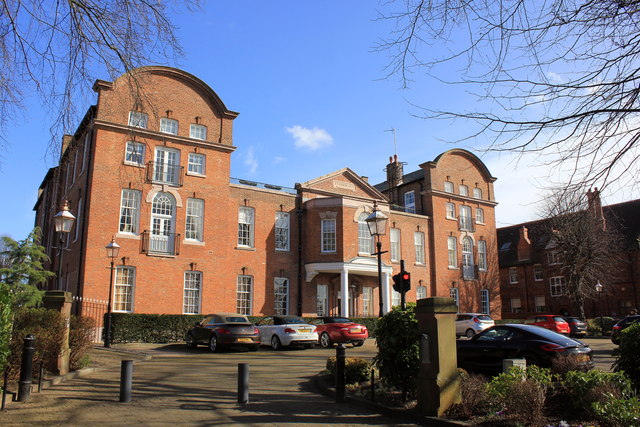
<box><xmin>611</xmin><ymin>315</ymin><xmax>640</xmax><ymax>345</ymax></box>
<box><xmin>562</xmin><ymin>317</ymin><xmax>588</xmax><ymax>337</ymax></box>
<box><xmin>457</xmin><ymin>324</ymin><xmax>593</xmax><ymax>374</ymax></box>
<box><xmin>186</xmin><ymin>313</ymin><xmax>260</xmax><ymax>352</ymax></box>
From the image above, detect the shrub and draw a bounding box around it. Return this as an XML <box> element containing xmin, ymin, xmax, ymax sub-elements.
<box><xmin>326</xmin><ymin>356</ymin><xmax>371</xmax><ymax>384</ymax></box>
<box><xmin>0</xmin><ymin>283</ymin><xmax>12</xmax><ymax>374</ymax></box>
<box><xmin>562</xmin><ymin>369</ymin><xmax>633</xmax><ymax>413</ymax></box>
<box><xmin>110</xmin><ymin>313</ymin><xmax>202</xmax><ymax>343</ymax></box>
<box><xmin>446</xmin><ymin>370</ymin><xmax>490</xmax><ymax>419</ymax></box>
<box><xmin>613</xmin><ymin>322</ymin><xmax>640</xmax><ymax>392</ymax></box>
<box><xmin>591</xmin><ymin>395</ymin><xmax>640</xmax><ymax>427</ymax></box>
<box><xmin>587</xmin><ymin>317</ymin><xmax>615</xmax><ymax>335</ymax></box>
<box><xmin>486</xmin><ymin>366</ymin><xmax>551</xmax><ymax>424</ymax></box>
<box><xmin>372</xmin><ymin>304</ymin><xmax>419</xmax><ymax>396</ymax></box>
<box><xmin>6</xmin><ymin>308</ymin><xmax>65</xmax><ymax>380</ymax></box>
<box><xmin>69</xmin><ymin>315</ymin><xmax>95</xmax><ymax>370</ymax></box>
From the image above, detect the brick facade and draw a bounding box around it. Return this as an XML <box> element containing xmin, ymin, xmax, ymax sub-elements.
<box><xmin>34</xmin><ymin>66</ymin><xmax>502</xmax><ymax>322</ymax></box>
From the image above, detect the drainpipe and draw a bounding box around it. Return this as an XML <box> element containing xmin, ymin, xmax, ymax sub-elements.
<box><xmin>296</xmin><ymin>186</ymin><xmax>305</xmax><ymax>316</ymax></box>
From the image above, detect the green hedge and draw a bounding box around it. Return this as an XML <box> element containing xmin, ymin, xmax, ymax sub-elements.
<box><xmin>110</xmin><ymin>313</ymin><xmax>381</xmax><ymax>343</ymax></box>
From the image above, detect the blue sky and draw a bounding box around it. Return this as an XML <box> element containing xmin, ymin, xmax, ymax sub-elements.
<box><xmin>1</xmin><ymin>2</ymin><xmax>637</xmax><ymax>240</ymax></box>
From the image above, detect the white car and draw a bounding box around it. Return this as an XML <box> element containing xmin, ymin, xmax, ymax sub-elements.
<box><xmin>255</xmin><ymin>315</ymin><xmax>318</xmax><ymax>350</ymax></box>
<box><xmin>455</xmin><ymin>313</ymin><xmax>495</xmax><ymax>338</ymax></box>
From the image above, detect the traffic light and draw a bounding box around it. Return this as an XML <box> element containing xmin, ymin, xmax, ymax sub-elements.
<box><xmin>392</xmin><ymin>272</ymin><xmax>402</xmax><ymax>293</ymax></box>
<box><xmin>401</xmin><ymin>271</ymin><xmax>411</xmax><ymax>292</ymax></box>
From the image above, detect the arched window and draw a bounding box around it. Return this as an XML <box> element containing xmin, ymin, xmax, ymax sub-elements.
<box><xmin>150</xmin><ymin>192</ymin><xmax>176</xmax><ymax>254</ymax></box>
<box><xmin>478</xmin><ymin>240</ymin><xmax>487</xmax><ymax>271</ymax></box>
<box><xmin>358</xmin><ymin>212</ymin><xmax>374</xmax><ymax>255</ymax></box>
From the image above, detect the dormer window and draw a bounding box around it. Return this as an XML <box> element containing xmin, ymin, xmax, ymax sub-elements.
<box><xmin>190</xmin><ymin>124</ymin><xmax>207</xmax><ymax>140</ymax></box>
<box><xmin>160</xmin><ymin>118</ymin><xmax>178</xmax><ymax>135</ymax></box>
<box><xmin>128</xmin><ymin>111</ymin><xmax>148</xmax><ymax>129</ymax></box>
<box><xmin>459</xmin><ymin>184</ymin><xmax>469</xmax><ymax>196</ymax></box>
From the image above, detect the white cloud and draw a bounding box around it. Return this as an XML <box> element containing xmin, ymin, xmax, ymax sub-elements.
<box><xmin>272</xmin><ymin>156</ymin><xmax>286</xmax><ymax>164</ymax></box>
<box><xmin>286</xmin><ymin>125</ymin><xmax>333</xmax><ymax>151</ymax></box>
<box><xmin>244</xmin><ymin>146</ymin><xmax>258</xmax><ymax>175</ymax></box>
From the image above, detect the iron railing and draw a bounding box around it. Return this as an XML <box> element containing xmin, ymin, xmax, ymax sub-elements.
<box><xmin>146</xmin><ymin>161</ymin><xmax>184</xmax><ymax>186</ymax></box>
<box><xmin>141</xmin><ymin>231</ymin><xmax>181</xmax><ymax>255</ymax></box>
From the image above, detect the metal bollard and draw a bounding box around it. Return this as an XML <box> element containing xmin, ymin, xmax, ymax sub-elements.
<box><xmin>335</xmin><ymin>343</ymin><xmax>346</xmax><ymax>403</ymax></box>
<box><xmin>17</xmin><ymin>334</ymin><xmax>35</xmax><ymax>402</ymax></box>
<box><xmin>119</xmin><ymin>360</ymin><xmax>133</xmax><ymax>403</ymax></box>
<box><xmin>238</xmin><ymin>363</ymin><xmax>249</xmax><ymax>404</ymax></box>
<box><xmin>38</xmin><ymin>361</ymin><xmax>44</xmax><ymax>393</ymax></box>
<box><xmin>370</xmin><ymin>369</ymin><xmax>375</xmax><ymax>402</ymax></box>
<box><xmin>2</xmin><ymin>368</ymin><xmax>8</xmax><ymax>410</ymax></box>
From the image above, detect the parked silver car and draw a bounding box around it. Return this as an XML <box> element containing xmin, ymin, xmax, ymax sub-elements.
<box><xmin>455</xmin><ymin>313</ymin><xmax>495</xmax><ymax>338</ymax></box>
<box><xmin>255</xmin><ymin>315</ymin><xmax>318</xmax><ymax>350</ymax></box>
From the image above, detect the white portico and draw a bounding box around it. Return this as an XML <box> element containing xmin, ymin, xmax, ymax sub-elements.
<box><xmin>306</xmin><ymin>256</ymin><xmax>393</xmax><ymax>317</ymax></box>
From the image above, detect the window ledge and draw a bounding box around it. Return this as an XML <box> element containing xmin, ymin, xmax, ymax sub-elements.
<box><xmin>236</xmin><ymin>246</ymin><xmax>256</xmax><ymax>251</ymax></box>
<box><xmin>184</xmin><ymin>240</ymin><xmax>205</xmax><ymax>246</ymax></box>
<box><xmin>116</xmin><ymin>232</ymin><xmax>141</xmax><ymax>240</ymax></box>
<box><xmin>186</xmin><ymin>172</ymin><xmax>206</xmax><ymax>178</ymax></box>
<box><xmin>123</xmin><ymin>162</ymin><xmax>145</xmax><ymax>168</ymax></box>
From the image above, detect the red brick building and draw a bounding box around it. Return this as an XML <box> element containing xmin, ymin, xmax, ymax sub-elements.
<box><xmin>34</xmin><ymin>66</ymin><xmax>501</xmax><ymax>323</ymax></box>
<box><xmin>497</xmin><ymin>193</ymin><xmax>640</xmax><ymax>319</ymax></box>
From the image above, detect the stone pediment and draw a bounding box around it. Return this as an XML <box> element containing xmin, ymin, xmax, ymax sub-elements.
<box><xmin>299</xmin><ymin>168</ymin><xmax>386</xmax><ymax>200</ymax></box>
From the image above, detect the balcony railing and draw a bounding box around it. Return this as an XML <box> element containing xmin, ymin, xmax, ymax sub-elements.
<box><xmin>462</xmin><ymin>264</ymin><xmax>476</xmax><ymax>280</ymax></box>
<box><xmin>458</xmin><ymin>216</ymin><xmax>475</xmax><ymax>232</ymax></box>
<box><xmin>146</xmin><ymin>161</ymin><xmax>184</xmax><ymax>187</ymax></box>
<box><xmin>141</xmin><ymin>231</ymin><xmax>181</xmax><ymax>256</ymax></box>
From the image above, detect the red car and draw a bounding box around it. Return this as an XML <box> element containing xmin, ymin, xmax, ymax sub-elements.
<box><xmin>524</xmin><ymin>315</ymin><xmax>571</xmax><ymax>335</ymax></box>
<box><xmin>310</xmin><ymin>317</ymin><xmax>369</xmax><ymax>348</ymax></box>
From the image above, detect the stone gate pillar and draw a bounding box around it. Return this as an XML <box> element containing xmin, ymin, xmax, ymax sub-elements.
<box><xmin>42</xmin><ymin>290</ymin><xmax>72</xmax><ymax>375</ymax></box>
<box><xmin>415</xmin><ymin>297</ymin><xmax>461</xmax><ymax>417</ymax></box>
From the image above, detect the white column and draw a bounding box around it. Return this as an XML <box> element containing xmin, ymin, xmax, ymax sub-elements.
<box><xmin>382</xmin><ymin>270</ymin><xmax>391</xmax><ymax>314</ymax></box>
<box><xmin>340</xmin><ymin>268</ymin><xmax>349</xmax><ymax>318</ymax></box>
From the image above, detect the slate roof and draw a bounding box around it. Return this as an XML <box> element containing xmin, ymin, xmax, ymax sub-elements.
<box><xmin>373</xmin><ymin>168</ymin><xmax>424</xmax><ymax>192</ymax></box>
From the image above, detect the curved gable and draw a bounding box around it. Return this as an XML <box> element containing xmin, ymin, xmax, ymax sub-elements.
<box><xmin>428</xmin><ymin>149</ymin><xmax>496</xmax><ymax>182</ymax></box>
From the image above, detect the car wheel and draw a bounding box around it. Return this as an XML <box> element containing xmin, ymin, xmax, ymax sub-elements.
<box><xmin>271</xmin><ymin>335</ymin><xmax>282</xmax><ymax>350</ymax></box>
<box><xmin>352</xmin><ymin>340</ymin><xmax>364</xmax><ymax>347</ymax></box>
<box><xmin>186</xmin><ymin>333</ymin><xmax>197</xmax><ymax>348</ymax></box>
<box><xmin>465</xmin><ymin>329</ymin><xmax>475</xmax><ymax>339</ymax></box>
<box><xmin>209</xmin><ymin>335</ymin><xmax>219</xmax><ymax>353</ymax></box>
<box><xmin>320</xmin><ymin>332</ymin><xmax>332</xmax><ymax>348</ymax></box>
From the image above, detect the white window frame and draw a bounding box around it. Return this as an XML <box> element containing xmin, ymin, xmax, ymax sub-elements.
<box><xmin>511</xmin><ymin>297</ymin><xmax>521</xmax><ymax>313</ymax></box>
<box><xmin>535</xmin><ymin>295</ymin><xmax>546</xmax><ymax>312</ymax></box>
<box><xmin>274</xmin><ymin>277</ymin><xmax>289</xmax><ymax>315</ymax></box>
<box><xmin>119</xmin><ymin>189</ymin><xmax>141</xmax><ymax>234</ymax></box>
<box><xmin>444</xmin><ymin>181</ymin><xmax>454</xmax><ymax>193</ymax></box>
<box><xmin>275</xmin><ymin>212</ymin><xmax>290</xmax><ymax>251</ymax></box>
<box><xmin>550</xmin><ymin>276</ymin><xmax>567</xmax><ymax>297</ymax></box>
<box><xmin>236</xmin><ymin>275</ymin><xmax>253</xmax><ymax>315</ymax></box>
<box><xmin>459</xmin><ymin>205</ymin><xmax>473</xmax><ymax>231</ymax></box>
<box><xmin>113</xmin><ymin>266</ymin><xmax>135</xmax><ymax>313</ymax></box>
<box><xmin>476</xmin><ymin>208</ymin><xmax>484</xmax><ymax>224</ymax></box>
<box><xmin>160</xmin><ymin>117</ymin><xmax>178</xmax><ymax>135</ymax></box>
<box><xmin>317</xmin><ymin>284</ymin><xmax>329</xmax><ymax>316</ymax></box>
<box><xmin>321</xmin><ymin>219</ymin><xmax>336</xmax><ymax>253</ymax></box>
<box><xmin>478</xmin><ymin>240</ymin><xmax>487</xmax><ymax>271</ymax></box>
<box><xmin>446</xmin><ymin>202</ymin><xmax>456</xmax><ymax>219</ymax></box>
<box><xmin>534</xmin><ymin>264</ymin><xmax>543</xmax><ymax>281</ymax></box>
<box><xmin>447</xmin><ymin>236</ymin><xmax>458</xmax><ymax>268</ymax></box>
<box><xmin>187</xmin><ymin>153</ymin><xmax>206</xmax><ymax>176</ymax></box>
<box><xmin>183</xmin><ymin>271</ymin><xmax>202</xmax><ymax>315</ymax></box>
<box><xmin>390</xmin><ymin>228</ymin><xmax>401</xmax><ymax>262</ymax></box>
<box><xmin>189</xmin><ymin>124</ymin><xmax>207</xmax><ymax>140</ymax></box>
<box><xmin>362</xmin><ymin>286</ymin><xmax>373</xmax><ymax>317</ymax></box>
<box><xmin>459</xmin><ymin>184</ymin><xmax>469</xmax><ymax>196</ymax></box>
<box><xmin>509</xmin><ymin>267</ymin><xmax>518</xmax><ymax>284</ymax></box>
<box><xmin>417</xmin><ymin>285</ymin><xmax>427</xmax><ymax>300</ymax></box>
<box><xmin>128</xmin><ymin>111</ymin><xmax>148</xmax><ymax>128</ymax></box>
<box><xmin>481</xmin><ymin>289</ymin><xmax>489</xmax><ymax>314</ymax></box>
<box><xmin>358</xmin><ymin>212</ymin><xmax>375</xmax><ymax>255</ymax></box>
<box><xmin>185</xmin><ymin>198</ymin><xmax>204</xmax><ymax>242</ymax></box>
<box><xmin>125</xmin><ymin>141</ymin><xmax>146</xmax><ymax>167</ymax></box>
<box><xmin>238</xmin><ymin>207</ymin><xmax>255</xmax><ymax>248</ymax></box>
<box><xmin>473</xmin><ymin>187</ymin><xmax>482</xmax><ymax>199</ymax></box>
<box><xmin>548</xmin><ymin>251</ymin><xmax>562</xmax><ymax>265</ymax></box>
<box><xmin>404</xmin><ymin>191</ymin><xmax>416</xmax><ymax>213</ymax></box>
<box><xmin>392</xmin><ymin>289</ymin><xmax>401</xmax><ymax>307</ymax></box>
<box><xmin>450</xmin><ymin>288</ymin><xmax>459</xmax><ymax>308</ymax></box>
<box><xmin>414</xmin><ymin>231</ymin><xmax>425</xmax><ymax>264</ymax></box>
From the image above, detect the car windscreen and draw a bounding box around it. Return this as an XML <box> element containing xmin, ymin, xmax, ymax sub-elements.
<box><xmin>523</xmin><ymin>326</ymin><xmax>580</xmax><ymax>344</ymax></box>
<box><xmin>476</xmin><ymin>315</ymin><xmax>493</xmax><ymax>322</ymax></box>
<box><xmin>223</xmin><ymin>316</ymin><xmax>250</xmax><ymax>324</ymax></box>
<box><xmin>552</xmin><ymin>316</ymin><xmax>568</xmax><ymax>323</ymax></box>
<box><xmin>329</xmin><ymin>317</ymin><xmax>351</xmax><ymax>323</ymax></box>
<box><xmin>276</xmin><ymin>317</ymin><xmax>306</xmax><ymax>325</ymax></box>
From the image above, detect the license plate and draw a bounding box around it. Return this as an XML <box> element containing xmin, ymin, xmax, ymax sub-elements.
<box><xmin>237</xmin><ymin>338</ymin><xmax>252</xmax><ymax>343</ymax></box>
<box><xmin>350</xmin><ymin>328</ymin><xmax>361</xmax><ymax>333</ymax></box>
<box><xmin>576</xmin><ymin>354</ymin><xmax>589</xmax><ymax>363</ymax></box>
<box><xmin>299</xmin><ymin>328</ymin><xmax>311</xmax><ymax>333</ymax></box>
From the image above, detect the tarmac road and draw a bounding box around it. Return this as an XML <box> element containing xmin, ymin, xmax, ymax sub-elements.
<box><xmin>0</xmin><ymin>337</ymin><xmax>616</xmax><ymax>426</ymax></box>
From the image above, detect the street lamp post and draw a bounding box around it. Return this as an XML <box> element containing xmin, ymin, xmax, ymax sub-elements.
<box><xmin>595</xmin><ymin>282</ymin><xmax>604</xmax><ymax>336</ymax></box>
<box><xmin>366</xmin><ymin>202</ymin><xmax>388</xmax><ymax>318</ymax></box>
<box><xmin>104</xmin><ymin>237</ymin><xmax>121</xmax><ymax>348</ymax></box>
<box><xmin>52</xmin><ymin>200</ymin><xmax>76</xmax><ymax>290</ymax></box>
